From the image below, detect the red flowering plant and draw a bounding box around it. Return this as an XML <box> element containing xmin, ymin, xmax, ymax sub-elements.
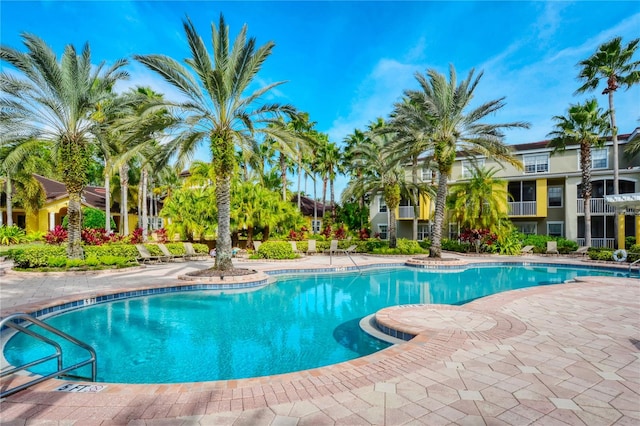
<box><xmin>129</xmin><ymin>228</ymin><xmax>144</xmax><ymax>244</ymax></box>
<box><xmin>156</xmin><ymin>228</ymin><xmax>168</xmax><ymax>243</ymax></box>
<box><xmin>44</xmin><ymin>225</ymin><xmax>68</xmax><ymax>245</ymax></box>
<box><xmin>333</xmin><ymin>225</ymin><xmax>347</xmax><ymax>240</ymax></box>
<box><xmin>288</xmin><ymin>229</ymin><xmax>304</xmax><ymax>241</ymax></box>
<box><xmin>81</xmin><ymin>228</ymin><xmax>109</xmax><ymax>245</ymax></box>
<box><xmin>359</xmin><ymin>228</ymin><xmax>370</xmax><ymax>240</ymax></box>
<box><xmin>321</xmin><ymin>226</ymin><xmax>332</xmax><ymax>239</ymax></box>
<box><xmin>460</xmin><ymin>228</ymin><xmax>497</xmax><ymax>253</ymax></box>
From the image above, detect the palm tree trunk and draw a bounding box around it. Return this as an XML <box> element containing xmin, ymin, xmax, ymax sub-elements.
<box><xmin>6</xmin><ymin>176</ymin><xmax>13</xmax><ymax>226</ymax></box>
<box><xmin>430</xmin><ymin>169</ymin><xmax>449</xmax><ymax>258</ymax></box>
<box><xmin>322</xmin><ymin>177</ymin><xmax>328</xmax><ymax>217</ymax></box>
<box><xmin>608</xmin><ymin>90</ymin><xmax>620</xmax><ymax>248</ymax></box>
<box><xmin>313</xmin><ymin>178</ymin><xmax>317</xmax><ymax>234</ymax></box>
<box><xmin>412</xmin><ymin>156</ymin><xmax>418</xmax><ymax>241</ymax></box>
<box><xmin>297</xmin><ymin>154</ymin><xmax>302</xmax><ymax>210</ymax></box>
<box><xmin>141</xmin><ymin>168</ymin><xmax>148</xmax><ymax>242</ymax></box>
<box><xmin>330</xmin><ymin>177</ymin><xmax>335</xmax><ymax>219</ymax></box>
<box><xmin>581</xmin><ymin>142</ymin><xmax>592</xmax><ymax>247</ymax></box>
<box><xmin>389</xmin><ymin>206</ymin><xmax>397</xmax><ymax>249</ymax></box>
<box><xmin>280</xmin><ymin>152</ymin><xmax>287</xmax><ymax>202</ymax></box>
<box><xmin>104</xmin><ymin>171</ymin><xmax>111</xmax><ymax>233</ymax></box>
<box><xmin>120</xmin><ymin>164</ymin><xmax>130</xmax><ymax>235</ymax></box>
<box><xmin>66</xmin><ymin>191</ymin><xmax>84</xmax><ymax>259</ymax></box>
<box><xmin>215</xmin><ymin>172</ymin><xmax>233</xmax><ymax>270</ymax></box>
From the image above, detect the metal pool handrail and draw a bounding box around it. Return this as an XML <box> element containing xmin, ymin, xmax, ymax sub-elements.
<box><xmin>0</xmin><ymin>312</ymin><xmax>97</xmax><ymax>398</ymax></box>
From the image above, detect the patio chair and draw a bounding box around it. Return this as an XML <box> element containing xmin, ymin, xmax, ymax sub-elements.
<box><xmin>183</xmin><ymin>242</ymin><xmax>199</xmax><ymax>260</ymax></box>
<box><xmin>570</xmin><ymin>246</ymin><xmax>590</xmax><ymax>256</ymax></box>
<box><xmin>324</xmin><ymin>239</ymin><xmax>339</xmax><ymax>255</ymax></box>
<box><xmin>521</xmin><ymin>245</ymin><xmax>535</xmax><ymax>255</ymax></box>
<box><xmin>337</xmin><ymin>245</ymin><xmax>357</xmax><ymax>255</ymax></box>
<box><xmin>546</xmin><ymin>241</ymin><xmax>559</xmax><ymax>255</ymax></box>
<box><xmin>289</xmin><ymin>241</ymin><xmax>301</xmax><ymax>254</ymax></box>
<box><xmin>135</xmin><ymin>244</ymin><xmax>167</xmax><ymax>264</ymax></box>
<box><xmin>253</xmin><ymin>241</ymin><xmax>262</xmax><ymax>252</ymax></box>
<box><xmin>306</xmin><ymin>239</ymin><xmax>317</xmax><ymax>255</ymax></box>
<box><xmin>158</xmin><ymin>243</ymin><xmax>183</xmax><ymax>261</ymax></box>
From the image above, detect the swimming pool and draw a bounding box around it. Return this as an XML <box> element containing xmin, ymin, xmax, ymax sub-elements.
<box><xmin>3</xmin><ymin>264</ymin><xmax>624</xmax><ymax>383</ymax></box>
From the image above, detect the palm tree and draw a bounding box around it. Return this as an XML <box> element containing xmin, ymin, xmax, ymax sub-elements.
<box><xmin>576</xmin><ymin>37</ymin><xmax>640</xmax><ymax>198</ymax></box>
<box><xmin>1</xmin><ymin>34</ymin><xmax>128</xmax><ymax>257</ymax></box>
<box><xmin>388</xmin><ymin>98</ymin><xmax>436</xmax><ymax>240</ymax></box>
<box><xmin>447</xmin><ymin>166</ymin><xmax>510</xmax><ymax>232</ymax></box>
<box><xmin>547</xmin><ymin>99</ymin><xmax>610</xmax><ymax>248</ymax></box>
<box><xmin>135</xmin><ymin>15</ymin><xmax>294</xmax><ymax>270</ymax></box>
<box><xmin>399</xmin><ymin>65</ymin><xmax>528</xmax><ymax>258</ymax></box>
<box><xmin>342</xmin><ymin>122</ymin><xmax>430</xmax><ymax>248</ymax></box>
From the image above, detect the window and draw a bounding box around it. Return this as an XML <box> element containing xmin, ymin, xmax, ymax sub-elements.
<box><xmin>462</xmin><ymin>159</ymin><xmax>485</xmax><ymax>178</ymax></box>
<box><xmin>515</xmin><ymin>222</ymin><xmax>537</xmax><ymax>235</ymax></box>
<box><xmin>421</xmin><ymin>168</ymin><xmax>433</xmax><ymax>181</ymax></box>
<box><xmin>379</xmin><ymin>197</ymin><xmax>387</xmax><ymax>213</ymax></box>
<box><xmin>523</xmin><ymin>154</ymin><xmax>549</xmax><ymax>174</ymax></box>
<box><xmin>378</xmin><ymin>224</ymin><xmax>388</xmax><ymax>240</ymax></box>
<box><xmin>548</xmin><ymin>186</ymin><xmax>563</xmax><ymax>208</ymax></box>
<box><xmin>591</xmin><ymin>148</ymin><xmax>608</xmax><ymax>169</ymax></box>
<box><xmin>311</xmin><ymin>220</ymin><xmax>322</xmax><ymax>233</ymax></box>
<box><xmin>399</xmin><ymin>198</ymin><xmax>419</xmax><ymax>207</ymax></box>
<box><xmin>547</xmin><ymin>221</ymin><xmax>564</xmax><ymax>237</ymax></box>
<box><xmin>508</xmin><ymin>181</ymin><xmax>536</xmax><ymax>202</ymax></box>
<box><xmin>417</xmin><ymin>224</ymin><xmax>430</xmax><ymax>241</ymax></box>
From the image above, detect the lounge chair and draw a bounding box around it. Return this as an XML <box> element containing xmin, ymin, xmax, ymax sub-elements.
<box><xmin>157</xmin><ymin>243</ymin><xmax>182</xmax><ymax>261</ymax></box>
<box><xmin>546</xmin><ymin>241</ymin><xmax>559</xmax><ymax>255</ymax></box>
<box><xmin>253</xmin><ymin>241</ymin><xmax>262</xmax><ymax>252</ymax></box>
<box><xmin>571</xmin><ymin>246</ymin><xmax>590</xmax><ymax>256</ymax></box>
<box><xmin>306</xmin><ymin>240</ymin><xmax>317</xmax><ymax>255</ymax></box>
<box><xmin>521</xmin><ymin>245</ymin><xmax>534</xmax><ymax>255</ymax></box>
<box><xmin>135</xmin><ymin>244</ymin><xmax>167</xmax><ymax>264</ymax></box>
<box><xmin>289</xmin><ymin>241</ymin><xmax>301</xmax><ymax>254</ymax></box>
<box><xmin>183</xmin><ymin>242</ymin><xmax>199</xmax><ymax>260</ymax></box>
<box><xmin>337</xmin><ymin>245</ymin><xmax>357</xmax><ymax>255</ymax></box>
<box><xmin>324</xmin><ymin>239</ymin><xmax>339</xmax><ymax>255</ymax></box>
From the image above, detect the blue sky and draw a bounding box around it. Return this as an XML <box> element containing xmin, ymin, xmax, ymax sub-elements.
<box><xmin>2</xmin><ymin>1</ymin><xmax>640</xmax><ymax>197</ymax></box>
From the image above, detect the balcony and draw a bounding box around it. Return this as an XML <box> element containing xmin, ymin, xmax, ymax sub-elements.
<box><xmin>576</xmin><ymin>198</ymin><xmax>616</xmax><ymax>215</ymax></box>
<box><xmin>577</xmin><ymin>238</ymin><xmax>615</xmax><ymax>249</ymax></box>
<box><xmin>508</xmin><ymin>201</ymin><xmax>536</xmax><ymax>216</ymax></box>
<box><xmin>398</xmin><ymin>206</ymin><xmax>416</xmax><ymax>219</ymax></box>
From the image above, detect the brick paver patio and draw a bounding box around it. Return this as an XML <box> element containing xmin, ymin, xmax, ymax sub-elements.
<box><xmin>0</xmin><ymin>254</ymin><xmax>638</xmax><ymax>425</ymax></box>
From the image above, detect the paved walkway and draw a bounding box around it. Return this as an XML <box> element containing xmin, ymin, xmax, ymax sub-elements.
<box><xmin>0</xmin><ymin>254</ymin><xmax>638</xmax><ymax>425</ymax></box>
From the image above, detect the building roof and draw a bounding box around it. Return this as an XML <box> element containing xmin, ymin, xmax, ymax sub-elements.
<box><xmin>32</xmin><ymin>174</ymin><xmax>113</xmax><ymax>211</ymax></box>
<box><xmin>292</xmin><ymin>194</ymin><xmax>331</xmax><ymax>217</ymax></box>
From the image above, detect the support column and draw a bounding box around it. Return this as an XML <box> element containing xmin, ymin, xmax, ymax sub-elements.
<box><xmin>49</xmin><ymin>212</ymin><xmax>56</xmax><ymax>231</ymax></box>
<box><xmin>617</xmin><ymin>213</ymin><xmax>625</xmax><ymax>249</ymax></box>
<box><xmin>636</xmin><ymin>215</ymin><xmax>640</xmax><ymax>244</ymax></box>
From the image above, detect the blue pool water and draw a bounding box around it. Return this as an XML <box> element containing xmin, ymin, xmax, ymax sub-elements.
<box><xmin>3</xmin><ymin>265</ymin><xmax>623</xmax><ymax>383</ymax></box>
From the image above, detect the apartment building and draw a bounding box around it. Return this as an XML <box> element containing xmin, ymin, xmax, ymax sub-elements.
<box><xmin>369</xmin><ymin>128</ymin><xmax>640</xmax><ymax>248</ymax></box>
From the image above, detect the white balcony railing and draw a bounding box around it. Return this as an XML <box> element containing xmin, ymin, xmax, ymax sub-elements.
<box><xmin>508</xmin><ymin>201</ymin><xmax>537</xmax><ymax>216</ymax></box>
<box><xmin>577</xmin><ymin>238</ymin><xmax>615</xmax><ymax>249</ymax></box>
<box><xmin>398</xmin><ymin>206</ymin><xmax>416</xmax><ymax>219</ymax></box>
<box><xmin>576</xmin><ymin>198</ymin><xmax>616</xmax><ymax>215</ymax></box>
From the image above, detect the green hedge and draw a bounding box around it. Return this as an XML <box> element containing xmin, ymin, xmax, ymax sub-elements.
<box><xmin>192</xmin><ymin>243</ymin><xmax>209</xmax><ymax>254</ymax></box>
<box><xmin>14</xmin><ymin>246</ymin><xmax>66</xmax><ymax>268</ymax></box>
<box><xmin>14</xmin><ymin>244</ymin><xmax>140</xmax><ymax>269</ymax></box>
<box><xmin>256</xmin><ymin>241</ymin><xmax>297</xmax><ymax>259</ymax></box>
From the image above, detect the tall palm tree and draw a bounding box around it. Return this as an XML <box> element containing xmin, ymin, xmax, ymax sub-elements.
<box><xmin>547</xmin><ymin>99</ymin><xmax>610</xmax><ymax>248</ymax></box>
<box><xmin>576</xmin><ymin>37</ymin><xmax>640</xmax><ymax>198</ymax></box>
<box><xmin>388</xmin><ymin>98</ymin><xmax>436</xmax><ymax>240</ymax></box>
<box><xmin>1</xmin><ymin>34</ymin><xmax>128</xmax><ymax>257</ymax></box>
<box><xmin>342</xmin><ymin>122</ymin><xmax>430</xmax><ymax>248</ymax></box>
<box><xmin>135</xmin><ymin>15</ymin><xmax>294</xmax><ymax>270</ymax></box>
<box><xmin>399</xmin><ymin>65</ymin><xmax>528</xmax><ymax>258</ymax></box>
<box><xmin>447</xmin><ymin>166</ymin><xmax>509</xmax><ymax>231</ymax></box>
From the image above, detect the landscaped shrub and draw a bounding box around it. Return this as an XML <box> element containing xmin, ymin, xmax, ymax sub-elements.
<box><xmin>66</xmin><ymin>258</ymin><xmax>86</xmax><ymax>268</ymax></box>
<box><xmin>556</xmin><ymin>238</ymin><xmax>578</xmax><ymax>254</ymax></box>
<box><xmin>627</xmin><ymin>244</ymin><xmax>640</xmax><ymax>263</ymax></box>
<box><xmin>85</xmin><ymin>256</ymin><xmax>100</xmax><ymax>267</ymax></box>
<box><xmin>192</xmin><ymin>243</ymin><xmax>209</xmax><ymax>254</ymax></box>
<box><xmin>143</xmin><ymin>244</ymin><xmax>163</xmax><ymax>256</ymax></box>
<box><xmin>496</xmin><ymin>230</ymin><xmax>522</xmax><ymax>255</ymax></box>
<box><xmin>81</xmin><ymin>228</ymin><xmax>122</xmax><ymax>246</ymax></box>
<box><xmin>62</xmin><ymin>207</ymin><xmax>116</xmax><ymax>231</ymax></box>
<box><xmin>256</xmin><ymin>241</ymin><xmax>296</xmax><ymax>259</ymax></box>
<box><xmin>44</xmin><ymin>225</ymin><xmax>68</xmax><ymax>245</ymax></box>
<box><xmin>441</xmin><ymin>238</ymin><xmax>471</xmax><ymax>253</ymax></box>
<box><xmin>25</xmin><ymin>230</ymin><xmax>46</xmax><ymax>242</ymax></box>
<box><xmin>626</xmin><ymin>236</ymin><xmax>636</xmax><ymax>247</ymax></box>
<box><xmin>14</xmin><ymin>246</ymin><xmax>66</xmax><ymax>268</ymax></box>
<box><xmin>372</xmin><ymin>239</ymin><xmax>425</xmax><ymax>255</ymax></box>
<box><xmin>155</xmin><ymin>228</ymin><xmax>168</xmax><ymax>243</ymax></box>
<box><xmin>47</xmin><ymin>256</ymin><xmax>67</xmax><ymax>268</ymax></box>
<box><xmin>84</xmin><ymin>244</ymin><xmax>139</xmax><ymax>261</ymax></box>
<box><xmin>587</xmin><ymin>249</ymin><xmax>614</xmax><ymax>261</ymax></box>
<box><xmin>519</xmin><ymin>234</ymin><xmax>577</xmax><ymax>254</ymax></box>
<box><xmin>165</xmin><ymin>243</ymin><xmax>186</xmax><ymax>255</ymax></box>
<box><xmin>419</xmin><ymin>239</ymin><xmax>431</xmax><ymax>250</ymax></box>
<box><xmin>0</xmin><ymin>225</ymin><xmax>27</xmax><ymax>245</ymax></box>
